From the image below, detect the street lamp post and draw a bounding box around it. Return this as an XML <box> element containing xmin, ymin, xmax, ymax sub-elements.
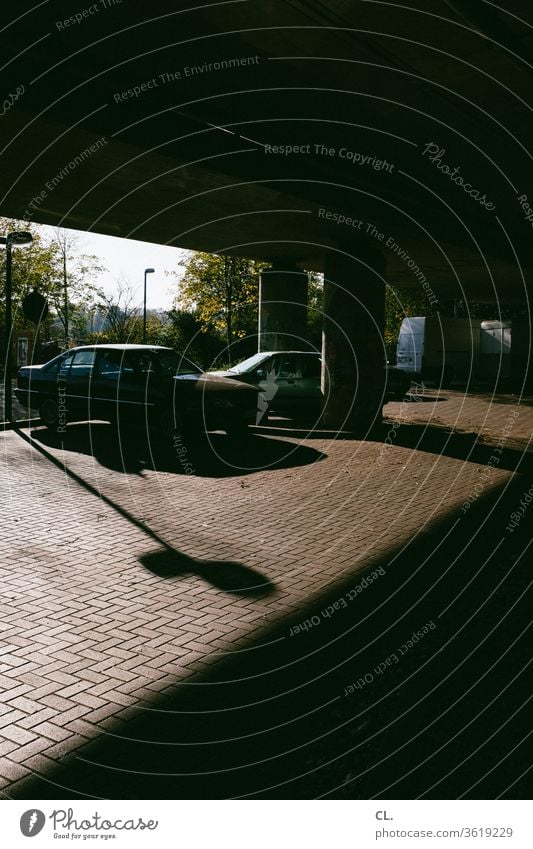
<box><xmin>143</xmin><ymin>267</ymin><xmax>155</xmax><ymax>344</ymax></box>
<box><xmin>1</xmin><ymin>231</ymin><xmax>33</xmax><ymax>422</ymax></box>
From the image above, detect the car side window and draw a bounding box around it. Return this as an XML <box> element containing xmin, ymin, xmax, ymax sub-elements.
<box><xmin>97</xmin><ymin>351</ymin><xmax>124</xmax><ymax>379</ymax></box>
<box><xmin>125</xmin><ymin>352</ymin><xmax>153</xmax><ymax>374</ymax></box>
<box><xmin>277</xmin><ymin>357</ymin><xmax>299</xmax><ymax>378</ymax></box>
<box><xmin>254</xmin><ymin>358</ymin><xmax>274</xmax><ymax>380</ymax></box>
<box><xmin>70</xmin><ymin>350</ymin><xmax>96</xmax><ymax>377</ymax></box>
<box><xmin>58</xmin><ymin>352</ymin><xmax>74</xmax><ymax>378</ymax></box>
<box><xmin>301</xmin><ymin>356</ymin><xmax>321</xmax><ymax>378</ymax></box>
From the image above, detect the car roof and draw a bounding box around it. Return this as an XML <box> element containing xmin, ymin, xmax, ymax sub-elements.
<box><xmin>67</xmin><ymin>344</ymin><xmax>174</xmax><ymax>352</ymax></box>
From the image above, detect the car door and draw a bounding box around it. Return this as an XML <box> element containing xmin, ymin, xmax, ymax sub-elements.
<box><xmin>92</xmin><ymin>349</ymin><xmax>124</xmax><ymax>423</ymax></box>
<box><xmin>61</xmin><ymin>349</ymin><xmax>96</xmax><ymax>421</ymax></box>
<box><xmin>299</xmin><ymin>354</ymin><xmax>322</xmax><ymax>405</ymax></box>
<box><xmin>268</xmin><ymin>354</ymin><xmax>301</xmax><ymax>410</ymax></box>
<box><xmin>93</xmin><ymin>349</ymin><xmax>156</xmax><ymax>429</ymax></box>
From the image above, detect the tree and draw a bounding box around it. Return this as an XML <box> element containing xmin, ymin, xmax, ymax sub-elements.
<box><xmin>0</xmin><ymin>219</ymin><xmax>62</xmax><ymax>363</ymax></box>
<box><xmin>0</xmin><ymin>218</ymin><xmax>106</xmax><ymax>352</ymax></box>
<box><xmin>174</xmin><ymin>252</ymin><xmax>265</xmax><ymax>346</ymax></box>
<box><xmin>47</xmin><ymin>228</ymin><xmax>105</xmax><ymax>344</ymax></box>
<box><xmin>0</xmin><ymin>219</ymin><xmax>54</xmax><ymax>321</ymax></box>
<box><xmin>159</xmin><ymin>309</ymin><xmax>226</xmax><ymax>369</ymax></box>
<box><xmin>91</xmin><ymin>281</ymin><xmax>142</xmax><ymax>343</ymax></box>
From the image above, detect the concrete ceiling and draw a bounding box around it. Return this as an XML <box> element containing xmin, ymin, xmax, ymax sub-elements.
<box><xmin>1</xmin><ymin>0</ymin><xmax>533</xmax><ymax>302</ymax></box>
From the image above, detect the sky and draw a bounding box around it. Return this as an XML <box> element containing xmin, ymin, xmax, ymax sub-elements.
<box><xmin>49</xmin><ymin>225</ymin><xmax>190</xmax><ymax>312</ymax></box>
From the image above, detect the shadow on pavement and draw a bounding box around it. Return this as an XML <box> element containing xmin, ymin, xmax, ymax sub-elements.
<box><xmin>6</xmin><ymin>470</ymin><xmax>532</xmax><ymax>800</ymax></box>
<box><xmin>254</xmin><ymin>416</ymin><xmax>532</xmax><ymax>474</ymax></box>
<box><xmin>28</xmin><ymin>421</ymin><xmax>326</xmax><ymax>477</ymax></box>
<box><xmin>141</xmin><ymin>548</ymin><xmax>275</xmax><ymax>598</ymax></box>
<box><xmin>370</xmin><ymin>422</ymin><xmax>533</xmax><ymax>473</ymax></box>
<box><xmin>399</xmin><ymin>393</ymin><xmax>447</xmax><ymax>403</ymax></box>
<box><xmin>13</xmin><ymin>427</ymin><xmax>277</xmax><ymax>602</ymax></box>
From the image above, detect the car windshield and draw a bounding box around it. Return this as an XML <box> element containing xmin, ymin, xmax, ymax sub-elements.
<box><xmin>153</xmin><ymin>350</ymin><xmax>202</xmax><ymax>376</ymax></box>
<box><xmin>227</xmin><ymin>352</ymin><xmax>271</xmax><ymax>374</ymax></box>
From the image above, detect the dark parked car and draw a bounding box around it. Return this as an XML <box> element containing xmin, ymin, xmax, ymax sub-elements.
<box><xmin>15</xmin><ymin>345</ymin><xmax>259</xmax><ymax>438</ymax></box>
<box><xmin>212</xmin><ymin>351</ymin><xmax>411</xmax><ymax>415</ymax></box>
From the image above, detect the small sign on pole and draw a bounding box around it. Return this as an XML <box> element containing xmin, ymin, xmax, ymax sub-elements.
<box><xmin>17</xmin><ymin>337</ymin><xmax>28</xmax><ymax>367</ymax></box>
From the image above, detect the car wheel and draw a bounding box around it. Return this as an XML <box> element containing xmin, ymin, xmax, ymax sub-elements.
<box><xmin>395</xmin><ymin>382</ymin><xmax>411</xmax><ymax>400</ymax></box>
<box><xmin>225</xmin><ymin>414</ymin><xmax>250</xmax><ymax>440</ymax></box>
<box><xmin>39</xmin><ymin>398</ymin><xmax>60</xmax><ymax>431</ymax></box>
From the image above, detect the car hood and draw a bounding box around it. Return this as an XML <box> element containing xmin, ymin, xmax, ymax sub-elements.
<box><xmin>18</xmin><ymin>364</ymin><xmax>44</xmax><ymax>374</ymax></box>
<box><xmin>175</xmin><ymin>372</ymin><xmax>258</xmax><ymax>394</ymax></box>
<box><xmin>207</xmin><ymin>369</ymin><xmax>260</xmax><ymax>383</ymax></box>
<box><xmin>207</xmin><ymin>369</ymin><xmax>237</xmax><ymax>378</ymax></box>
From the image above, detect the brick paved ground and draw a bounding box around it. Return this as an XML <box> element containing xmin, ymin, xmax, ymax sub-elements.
<box><xmin>0</xmin><ymin>379</ymin><xmax>32</xmax><ymax>423</ymax></box>
<box><xmin>0</xmin><ymin>388</ymin><xmax>531</xmax><ymax>798</ymax></box>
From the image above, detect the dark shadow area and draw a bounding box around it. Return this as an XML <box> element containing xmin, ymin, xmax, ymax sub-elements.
<box><xmin>370</xmin><ymin>422</ymin><xmax>533</xmax><ymax>474</ymax></box>
<box><xmin>489</xmin><ymin>396</ymin><xmax>533</xmax><ymax>408</ymax></box>
<box><xmin>254</xmin><ymin>421</ymin><xmax>355</xmax><ymax>441</ymax></box>
<box><xmin>7</xmin><ymin>470</ymin><xmax>532</xmax><ymax>801</ymax></box>
<box><xmin>445</xmin><ymin>386</ymin><xmax>533</xmax><ymax>406</ymax></box>
<box><xmin>398</xmin><ymin>393</ymin><xmax>447</xmax><ymax>403</ymax></box>
<box><xmin>27</xmin><ymin>421</ymin><xmax>326</xmax><ymax>477</ymax></box>
<box><xmin>254</xmin><ymin>415</ymin><xmax>532</xmax><ymax>474</ymax></box>
<box><xmin>141</xmin><ymin>549</ymin><xmax>275</xmax><ymax>598</ymax></box>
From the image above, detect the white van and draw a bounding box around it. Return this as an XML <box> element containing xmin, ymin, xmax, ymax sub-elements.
<box><xmin>396</xmin><ymin>316</ymin><xmax>482</xmax><ymax>386</ymax></box>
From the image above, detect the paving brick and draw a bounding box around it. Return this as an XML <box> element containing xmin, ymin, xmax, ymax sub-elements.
<box><xmin>54</xmin><ymin>735</ymin><xmax>98</xmax><ymax>762</ymax></box>
<box><xmin>18</xmin><ymin>707</ymin><xmax>57</xmax><ymax>729</ymax></box>
<box><xmin>22</xmin><ymin>752</ymin><xmax>61</xmax><ymax>773</ymax></box>
<box><xmin>0</xmin><ymin>739</ymin><xmax>19</xmax><ymax>757</ymax></box>
<box><xmin>6</xmin><ymin>696</ymin><xmax>43</xmax><ymax>715</ymax></box>
<box><xmin>5</xmin><ymin>736</ymin><xmax>56</xmax><ymax>764</ymax></box>
<box><xmin>81</xmin><ymin>703</ymin><xmax>124</xmax><ymax>724</ymax></box>
<box><xmin>58</xmin><ymin>681</ymin><xmax>92</xmax><ymax>699</ymax></box>
<box><xmin>0</xmin><ymin>760</ymin><xmax>32</xmax><ymax>782</ymax></box>
<box><xmin>0</xmin><ymin>710</ymin><xmax>25</xmax><ymax>730</ymax></box>
<box><xmin>40</xmin><ymin>695</ymin><xmax>77</xmax><ymax>712</ymax></box>
<box><xmin>0</xmin><ymin>725</ymin><xmax>37</xmax><ymax>745</ymax></box>
<box><xmin>31</xmin><ymin>721</ymin><xmax>74</xmax><ymax>742</ymax></box>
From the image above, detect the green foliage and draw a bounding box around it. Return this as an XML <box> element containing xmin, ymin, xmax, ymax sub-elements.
<box><xmin>175</xmin><ymin>252</ymin><xmax>266</xmax><ymax>344</ymax></box>
<box><xmin>0</xmin><ymin>220</ymin><xmax>55</xmax><ymax>330</ymax></box>
<box><xmin>0</xmin><ymin>219</ymin><xmax>105</xmax><ymax>348</ymax></box>
<box><xmin>49</xmin><ymin>228</ymin><xmax>104</xmax><ymax>340</ymax></box>
<box><xmin>158</xmin><ymin>309</ymin><xmax>225</xmax><ymax>369</ymax></box>
<box><xmin>306</xmin><ymin>271</ymin><xmax>324</xmax><ymax>349</ymax></box>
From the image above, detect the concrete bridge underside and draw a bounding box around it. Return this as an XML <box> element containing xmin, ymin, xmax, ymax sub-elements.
<box><xmin>2</xmin><ymin>0</ymin><xmax>533</xmax><ymax>429</ymax></box>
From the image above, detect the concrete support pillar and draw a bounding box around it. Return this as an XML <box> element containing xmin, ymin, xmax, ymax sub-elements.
<box><xmin>511</xmin><ymin>313</ymin><xmax>533</xmax><ymax>393</ymax></box>
<box><xmin>258</xmin><ymin>263</ymin><xmax>308</xmax><ymax>352</ymax></box>
<box><xmin>321</xmin><ymin>248</ymin><xmax>386</xmax><ymax>433</ymax></box>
